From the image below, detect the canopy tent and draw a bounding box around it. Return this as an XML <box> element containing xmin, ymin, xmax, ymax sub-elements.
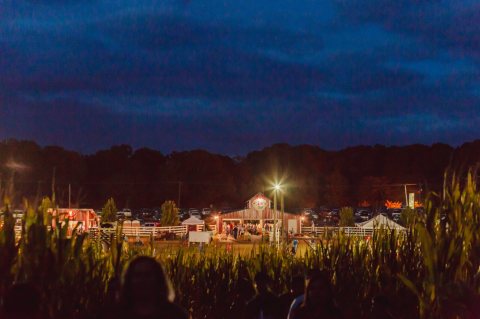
<box><xmin>357</xmin><ymin>214</ymin><xmax>405</xmax><ymax>230</ymax></box>
<box><xmin>181</xmin><ymin>216</ymin><xmax>205</xmax><ymax>225</ymax></box>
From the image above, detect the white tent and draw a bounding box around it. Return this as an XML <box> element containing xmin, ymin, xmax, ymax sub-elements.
<box><xmin>181</xmin><ymin>216</ymin><xmax>205</xmax><ymax>225</ymax></box>
<box><xmin>357</xmin><ymin>214</ymin><xmax>405</xmax><ymax>230</ymax></box>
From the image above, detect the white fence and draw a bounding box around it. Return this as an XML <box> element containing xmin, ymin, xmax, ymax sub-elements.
<box><xmin>2</xmin><ymin>224</ymin><xmax>218</xmax><ymax>241</ymax></box>
<box><xmin>3</xmin><ymin>223</ymin><xmax>399</xmax><ymax>240</ymax></box>
<box><xmin>89</xmin><ymin>224</ymin><xmax>217</xmax><ymax>239</ymax></box>
<box><xmin>300</xmin><ymin>226</ymin><xmax>374</xmax><ymax>237</ymax></box>
<box><xmin>15</xmin><ymin>225</ymin><xmax>22</xmax><ymax>237</ymax></box>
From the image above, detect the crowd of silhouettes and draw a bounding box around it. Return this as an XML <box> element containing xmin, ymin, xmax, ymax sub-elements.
<box><xmin>0</xmin><ymin>257</ymin><xmax>411</xmax><ymax>319</ymax></box>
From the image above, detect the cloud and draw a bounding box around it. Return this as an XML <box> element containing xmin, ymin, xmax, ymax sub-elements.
<box><xmin>334</xmin><ymin>0</ymin><xmax>480</xmax><ymax>58</ymax></box>
<box><xmin>0</xmin><ymin>0</ymin><xmax>479</xmax><ymax>154</ymax></box>
<box><xmin>0</xmin><ymin>12</ymin><xmax>330</xmax><ymax>100</ymax></box>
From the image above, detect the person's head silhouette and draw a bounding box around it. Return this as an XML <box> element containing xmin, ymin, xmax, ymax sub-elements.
<box><xmin>122</xmin><ymin>256</ymin><xmax>175</xmax><ymax>306</ymax></box>
<box><xmin>120</xmin><ymin>256</ymin><xmax>189</xmax><ymax>319</ymax></box>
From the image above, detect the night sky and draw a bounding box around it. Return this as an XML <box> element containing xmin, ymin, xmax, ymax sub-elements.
<box><xmin>1</xmin><ymin>1</ymin><xmax>479</xmax><ymax>155</ymax></box>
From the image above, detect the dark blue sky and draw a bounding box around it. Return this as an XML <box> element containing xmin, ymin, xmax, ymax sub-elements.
<box><xmin>1</xmin><ymin>0</ymin><xmax>479</xmax><ymax>155</ymax></box>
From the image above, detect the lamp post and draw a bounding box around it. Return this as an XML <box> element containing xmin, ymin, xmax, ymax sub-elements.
<box><xmin>273</xmin><ymin>186</ymin><xmax>277</xmax><ymax>245</ymax></box>
<box><xmin>273</xmin><ymin>183</ymin><xmax>282</xmax><ymax>246</ymax></box>
<box><xmin>281</xmin><ymin>190</ymin><xmax>284</xmax><ymax>243</ymax></box>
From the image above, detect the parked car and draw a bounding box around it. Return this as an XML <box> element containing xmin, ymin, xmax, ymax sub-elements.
<box><xmin>189</xmin><ymin>208</ymin><xmax>201</xmax><ymax>218</ymax></box>
<box><xmin>357</xmin><ymin>210</ymin><xmax>371</xmax><ymax>221</ymax></box>
<box><xmin>326</xmin><ymin>211</ymin><xmax>340</xmax><ymax>225</ymax></box>
<box><xmin>178</xmin><ymin>208</ymin><xmax>189</xmax><ymax>215</ymax></box>
<box><xmin>392</xmin><ymin>212</ymin><xmax>401</xmax><ymax>223</ymax></box>
<box><xmin>179</xmin><ymin>211</ymin><xmax>190</xmax><ymax>221</ymax></box>
<box><xmin>100</xmin><ymin>221</ymin><xmax>117</xmax><ymax>228</ymax></box>
<box><xmin>303</xmin><ymin>208</ymin><xmax>315</xmax><ymax>216</ymax></box>
<box><xmin>354</xmin><ymin>215</ymin><xmax>364</xmax><ymax>223</ymax></box>
<box><xmin>144</xmin><ymin>222</ymin><xmax>157</xmax><ymax>227</ymax></box>
<box><xmin>118</xmin><ymin>208</ymin><xmax>132</xmax><ymax>218</ymax></box>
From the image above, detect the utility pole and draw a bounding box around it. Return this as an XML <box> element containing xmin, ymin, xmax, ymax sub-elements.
<box><xmin>0</xmin><ymin>173</ymin><xmax>3</xmax><ymax>204</ymax></box>
<box><xmin>273</xmin><ymin>189</ymin><xmax>277</xmax><ymax>245</ymax></box>
<box><xmin>177</xmin><ymin>181</ymin><xmax>182</xmax><ymax>208</ymax></box>
<box><xmin>68</xmin><ymin>183</ymin><xmax>71</xmax><ymax>208</ymax></box>
<box><xmin>51</xmin><ymin>167</ymin><xmax>56</xmax><ymax>206</ymax></box>
<box><xmin>281</xmin><ymin>191</ymin><xmax>284</xmax><ymax>243</ymax></box>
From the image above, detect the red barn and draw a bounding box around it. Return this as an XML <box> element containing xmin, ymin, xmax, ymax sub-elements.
<box><xmin>217</xmin><ymin>193</ymin><xmax>301</xmax><ymax>234</ymax></box>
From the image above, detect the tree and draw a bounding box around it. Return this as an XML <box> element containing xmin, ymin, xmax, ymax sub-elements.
<box><xmin>160</xmin><ymin>200</ymin><xmax>179</xmax><ymax>226</ymax></box>
<box><xmin>339</xmin><ymin>207</ymin><xmax>355</xmax><ymax>227</ymax></box>
<box><xmin>102</xmin><ymin>198</ymin><xmax>117</xmax><ymax>222</ymax></box>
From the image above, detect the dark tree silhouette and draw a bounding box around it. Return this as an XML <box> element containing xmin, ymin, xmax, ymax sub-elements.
<box><xmin>1</xmin><ymin>139</ymin><xmax>479</xmax><ymax>210</ymax></box>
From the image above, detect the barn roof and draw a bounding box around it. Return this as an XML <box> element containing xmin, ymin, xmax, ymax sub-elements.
<box><xmin>221</xmin><ymin>207</ymin><xmax>299</xmax><ymax>220</ymax></box>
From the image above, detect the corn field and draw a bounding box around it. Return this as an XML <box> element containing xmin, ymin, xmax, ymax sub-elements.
<box><xmin>1</xmin><ymin>171</ymin><xmax>480</xmax><ymax>319</ymax></box>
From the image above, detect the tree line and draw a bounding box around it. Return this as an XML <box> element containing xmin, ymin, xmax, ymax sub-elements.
<box><xmin>1</xmin><ymin>139</ymin><xmax>479</xmax><ymax>210</ymax></box>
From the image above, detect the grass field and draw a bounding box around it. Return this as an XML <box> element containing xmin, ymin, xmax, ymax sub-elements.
<box><xmin>149</xmin><ymin>239</ymin><xmax>312</xmax><ymax>256</ymax></box>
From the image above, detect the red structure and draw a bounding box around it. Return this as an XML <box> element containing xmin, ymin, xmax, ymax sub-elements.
<box><xmin>49</xmin><ymin>208</ymin><xmax>99</xmax><ymax>232</ymax></box>
<box><xmin>217</xmin><ymin>193</ymin><xmax>302</xmax><ymax>234</ymax></box>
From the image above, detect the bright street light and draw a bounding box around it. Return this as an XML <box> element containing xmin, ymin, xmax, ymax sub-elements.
<box><xmin>271</xmin><ymin>181</ymin><xmax>285</xmax><ymax>245</ymax></box>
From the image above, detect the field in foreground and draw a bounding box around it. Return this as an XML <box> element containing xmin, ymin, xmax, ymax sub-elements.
<box><xmin>1</xmin><ymin>172</ymin><xmax>480</xmax><ymax>319</ymax></box>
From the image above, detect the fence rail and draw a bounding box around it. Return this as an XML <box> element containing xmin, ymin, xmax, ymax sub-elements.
<box><xmin>300</xmin><ymin>226</ymin><xmax>375</xmax><ymax>236</ymax></box>
<box><xmin>2</xmin><ymin>223</ymin><xmax>398</xmax><ymax>240</ymax></box>
<box><xmin>89</xmin><ymin>224</ymin><xmax>217</xmax><ymax>239</ymax></box>
<box><xmin>1</xmin><ymin>223</ymin><xmax>218</xmax><ymax>240</ymax></box>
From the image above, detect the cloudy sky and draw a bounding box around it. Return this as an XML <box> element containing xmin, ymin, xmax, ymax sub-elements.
<box><xmin>1</xmin><ymin>0</ymin><xmax>479</xmax><ymax>154</ymax></box>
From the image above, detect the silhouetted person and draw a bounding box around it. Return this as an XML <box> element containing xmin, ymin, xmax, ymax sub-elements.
<box><xmin>245</xmin><ymin>271</ymin><xmax>280</xmax><ymax>319</ymax></box>
<box><xmin>291</xmin><ymin>239</ymin><xmax>299</xmax><ymax>255</ymax></box>
<box><xmin>279</xmin><ymin>275</ymin><xmax>305</xmax><ymax>318</ymax></box>
<box><xmin>118</xmin><ymin>256</ymin><xmax>189</xmax><ymax>319</ymax></box>
<box><xmin>233</xmin><ymin>225</ymin><xmax>239</xmax><ymax>239</ymax></box>
<box><xmin>2</xmin><ymin>283</ymin><xmax>41</xmax><ymax>319</ymax></box>
<box><xmin>289</xmin><ymin>270</ymin><xmax>342</xmax><ymax>319</ymax></box>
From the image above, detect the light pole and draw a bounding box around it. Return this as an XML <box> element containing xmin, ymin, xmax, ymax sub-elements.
<box><xmin>273</xmin><ymin>183</ymin><xmax>282</xmax><ymax>245</ymax></box>
<box><xmin>281</xmin><ymin>190</ymin><xmax>284</xmax><ymax>243</ymax></box>
<box><xmin>273</xmin><ymin>186</ymin><xmax>277</xmax><ymax>245</ymax></box>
